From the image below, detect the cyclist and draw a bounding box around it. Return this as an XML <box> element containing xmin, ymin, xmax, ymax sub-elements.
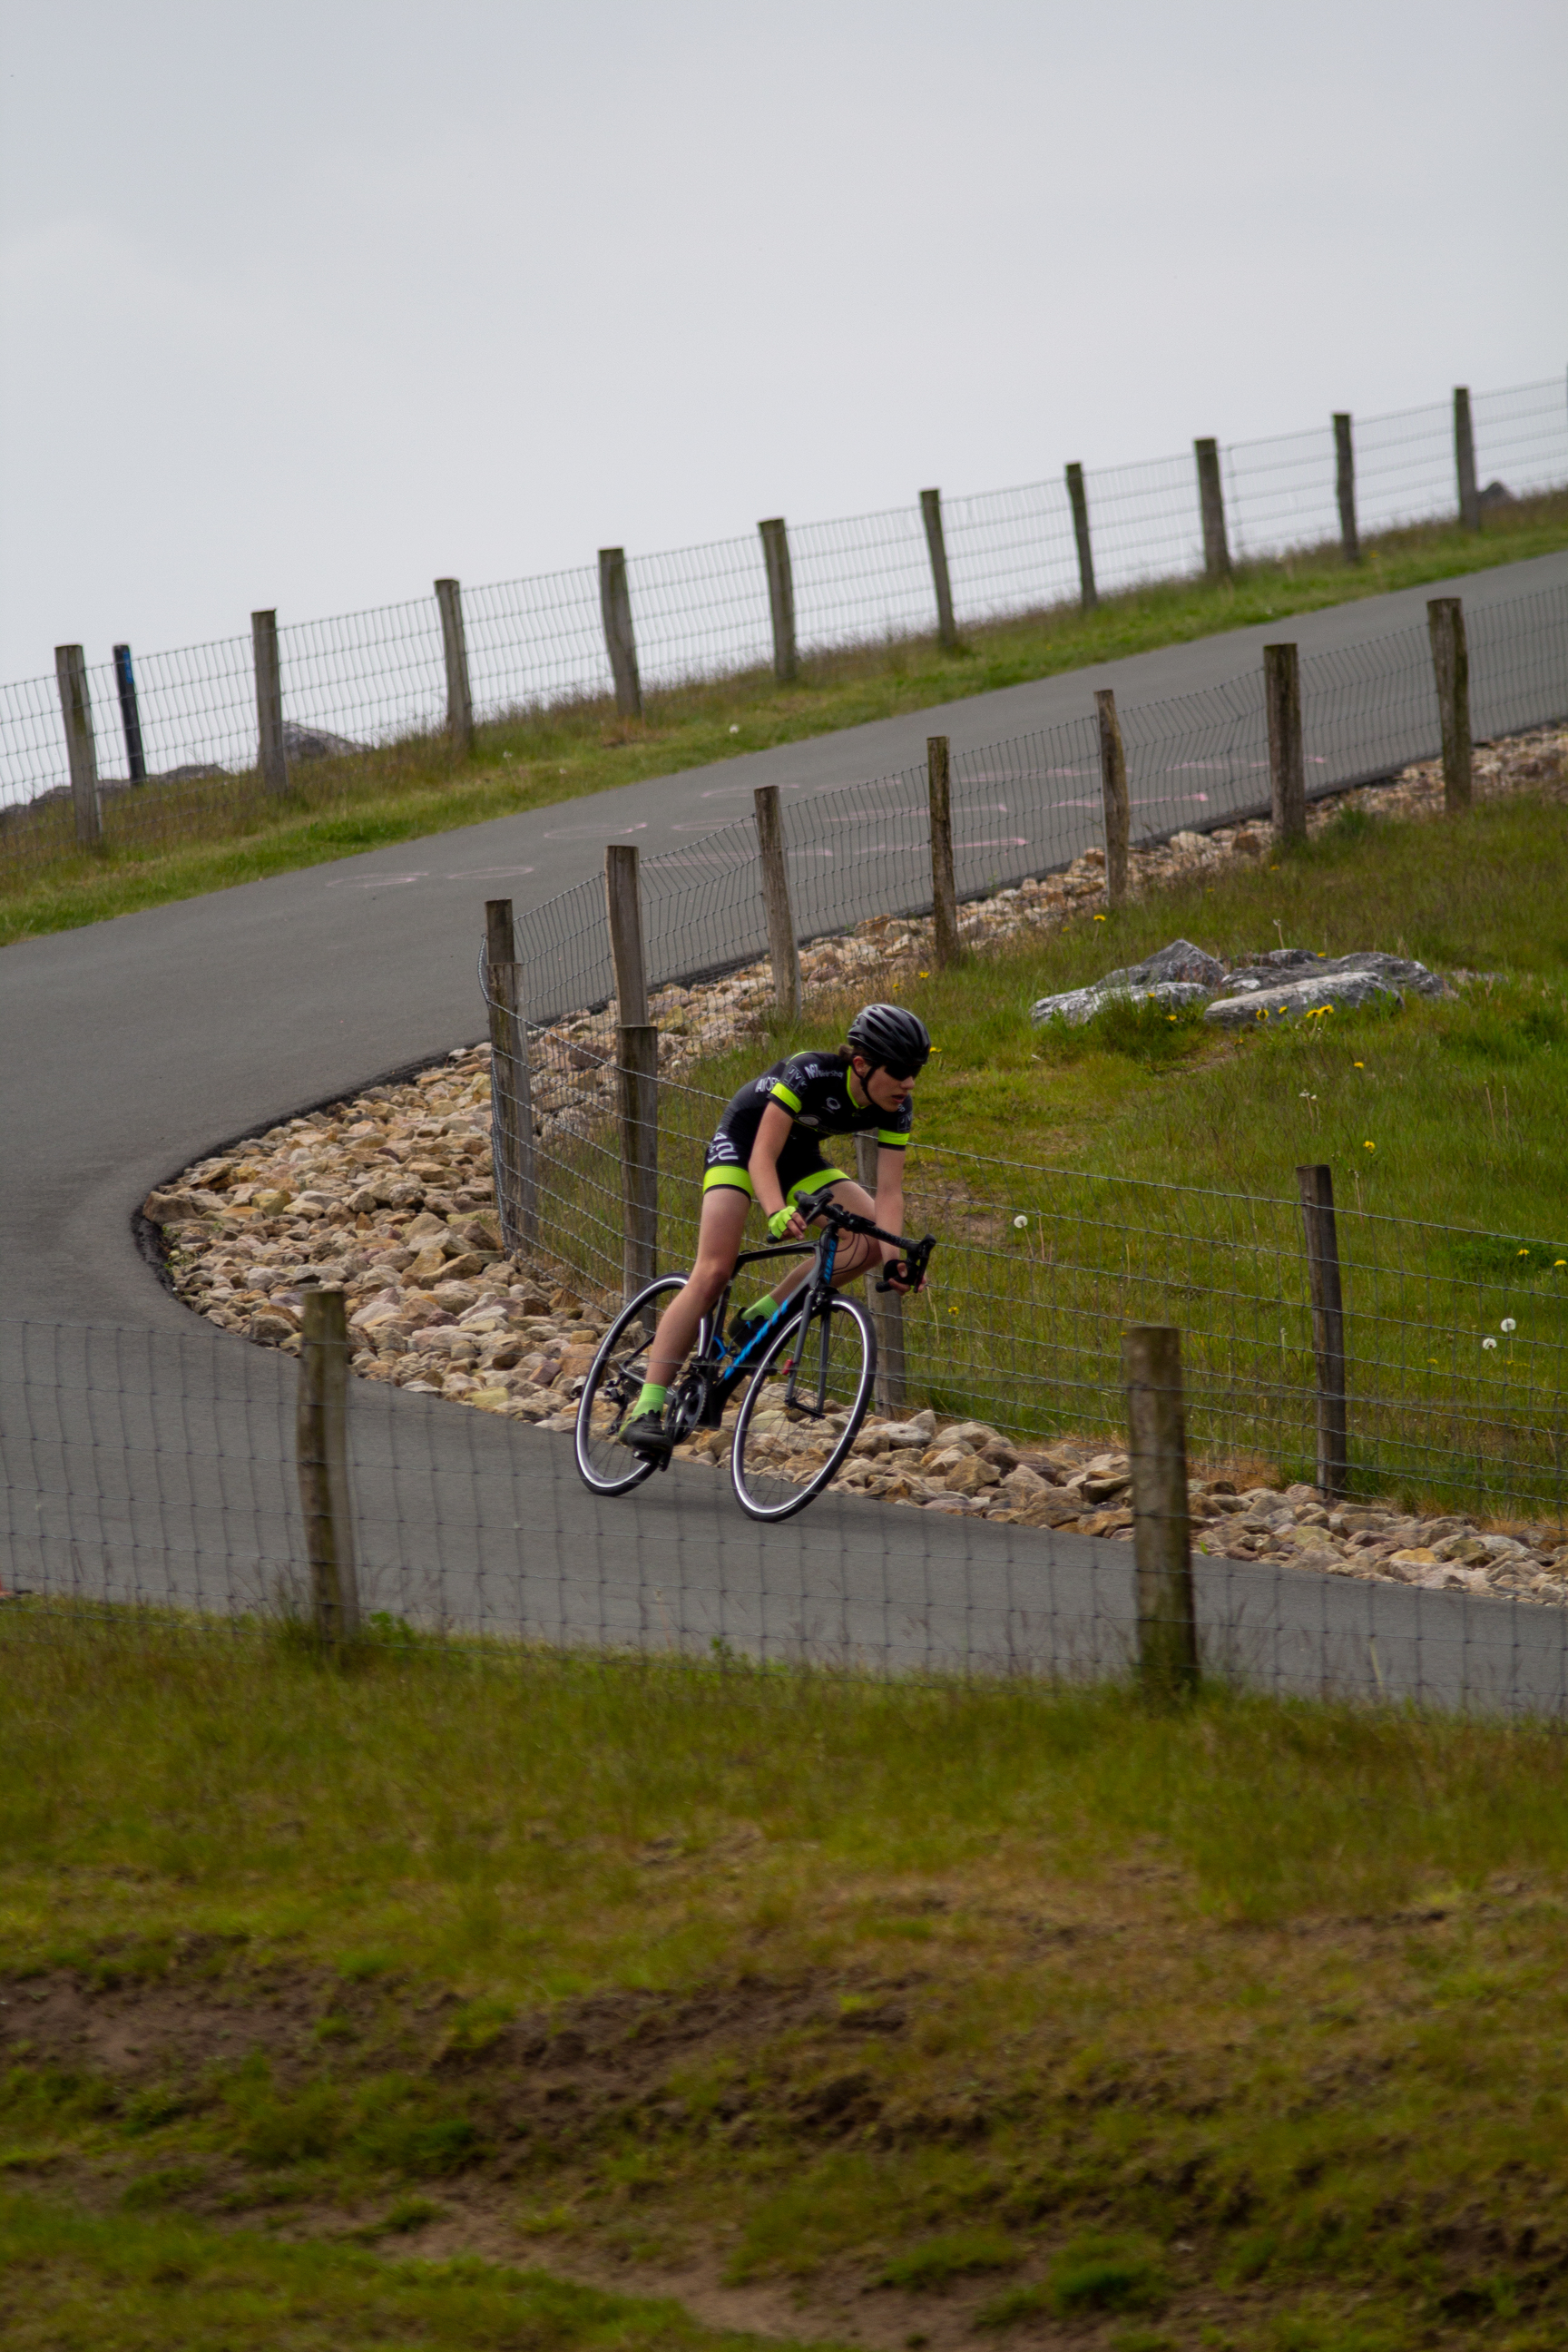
<box><xmin>619</xmin><ymin>1003</ymin><xmax>932</xmax><ymax>1459</ymax></box>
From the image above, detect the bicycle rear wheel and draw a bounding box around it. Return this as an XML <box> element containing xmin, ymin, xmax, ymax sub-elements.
<box><xmin>730</xmin><ymin>1294</ymin><xmax>876</xmax><ymax>1522</ymax></box>
<box><xmin>574</xmin><ymin>1276</ymin><xmax>686</xmax><ymax>1496</ymax></box>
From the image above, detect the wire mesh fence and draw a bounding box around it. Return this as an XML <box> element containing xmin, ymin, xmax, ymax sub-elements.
<box><xmin>5</xmin><ymin>374</ymin><xmax>1563</xmax><ymax>840</ymax></box>
<box><xmin>5</xmin><ymin>1308</ymin><xmax>1568</xmax><ymax>1714</ymax></box>
<box><xmin>490</xmin><ymin>1024</ymin><xmax>1568</xmax><ymax>1527</ymax></box>
<box><xmin>475</xmin><ymin>573</ymin><xmax>1568</xmax><ymax>1570</ymax></box>
<box><xmin>498</xmin><ymin>573</ymin><xmax>1568</xmax><ymax>1036</ymax></box>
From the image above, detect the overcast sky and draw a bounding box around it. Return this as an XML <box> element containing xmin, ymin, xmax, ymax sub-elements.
<box><xmin>2</xmin><ymin>0</ymin><xmax>1563</xmax><ymax>684</ymax></box>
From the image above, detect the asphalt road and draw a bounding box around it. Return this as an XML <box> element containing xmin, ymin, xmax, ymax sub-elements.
<box><xmin>4</xmin><ymin>548</ymin><xmax>1565</xmax><ymax>1708</ymax></box>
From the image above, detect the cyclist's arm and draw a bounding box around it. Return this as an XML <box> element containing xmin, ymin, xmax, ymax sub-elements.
<box><xmin>749</xmin><ymin>1101</ymin><xmax>806</xmax><ymax>1236</ymax></box>
<box><xmin>873</xmin><ymin>1142</ymin><xmax>906</xmax><ymax>1261</ymax></box>
<box><xmin>874</xmin><ymin>1142</ymin><xmax>925</xmax><ymax>1291</ymax></box>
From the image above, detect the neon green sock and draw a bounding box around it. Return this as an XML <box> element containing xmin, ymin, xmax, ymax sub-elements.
<box><xmin>744</xmin><ymin>1294</ymin><xmax>778</xmax><ymax>1322</ymax></box>
<box><xmin>632</xmin><ymin>1382</ymin><xmax>667</xmax><ymax>1418</ymax></box>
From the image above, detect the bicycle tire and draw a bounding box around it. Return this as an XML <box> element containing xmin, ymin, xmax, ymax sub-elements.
<box><xmin>573</xmin><ymin>1275</ymin><xmax>688</xmax><ymax>1496</ymax></box>
<box><xmin>730</xmin><ymin>1293</ymin><xmax>876</xmax><ymax>1522</ymax></box>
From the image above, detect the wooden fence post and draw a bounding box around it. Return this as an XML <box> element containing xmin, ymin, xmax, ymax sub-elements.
<box><xmin>1426</xmin><ymin>597</ymin><xmax>1472</xmax><ymax>812</ymax></box>
<box><xmin>1296</xmin><ymin>1164</ymin><xmax>1348</xmax><ymax>1500</ymax></box>
<box><xmin>919</xmin><ymin>489</ymin><xmax>959</xmax><ymax>651</ymax></box>
<box><xmin>485</xmin><ymin>897</ymin><xmax>536</xmax><ymax>1252</ymax></box>
<box><xmin>435</xmin><ymin>578</ymin><xmax>474</xmax><ymax>755</ymax></box>
<box><xmin>1065</xmin><ymin>462</ymin><xmax>1098</xmax><ymax>612</ymax></box>
<box><xmin>1122</xmin><ymin>1323</ymin><xmax>1199</xmax><ymax>1700</ymax></box>
<box><xmin>1454</xmin><ymin>387</ymin><xmax>1481</xmax><ymax>532</ymax></box>
<box><xmin>857</xmin><ymin>1132</ymin><xmax>906</xmax><ymax>1415</ymax></box>
<box><xmin>54</xmin><ymin>645</ymin><xmax>102</xmax><ymax>846</ymax></box>
<box><xmin>251</xmin><ymin>609</ymin><xmax>289</xmax><ymax>794</ymax></box>
<box><xmin>1194</xmin><ymin>438</ymin><xmax>1231</xmax><ymax>580</ymax></box>
<box><xmin>113</xmin><ymin>643</ymin><xmax>147</xmax><ymax>781</ymax></box>
<box><xmin>618</xmin><ymin>1024</ymin><xmax>660</xmax><ymax>1301</ymax></box>
<box><xmin>759</xmin><ymin>518</ymin><xmax>798</xmax><ymax>683</ymax></box>
<box><xmin>297</xmin><ymin>1289</ymin><xmax>361</xmax><ymax>1648</ymax></box>
<box><xmin>753</xmin><ymin>785</ymin><xmax>801</xmax><ymax>1019</ymax></box>
<box><xmin>1095</xmin><ymin>687</ymin><xmax>1129</xmax><ymax>908</ymax></box>
<box><xmin>598</xmin><ymin>547</ymin><xmax>642</xmax><ymax>719</ymax></box>
<box><xmin>604</xmin><ymin>844</ymin><xmax>657</xmax><ymax>1298</ymax></box>
<box><xmin>604</xmin><ymin>842</ymin><xmax>649</xmax><ymax>1025</ymax></box>
<box><xmin>1264</xmin><ymin>642</ymin><xmax>1306</xmax><ymax>847</ymax></box>
<box><xmin>926</xmin><ymin>733</ymin><xmax>960</xmax><ymax>967</ymax></box>
<box><xmin>1333</xmin><ymin>414</ymin><xmax>1360</xmax><ymax>564</ymax></box>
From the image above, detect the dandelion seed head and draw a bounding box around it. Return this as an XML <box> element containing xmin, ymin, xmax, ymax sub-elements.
<box><xmin>1483</xmin><ymin>1336</ymin><xmax>1498</xmax><ymax>1350</ymax></box>
<box><xmin>1502</xmin><ymin>1318</ymin><xmax>1517</xmax><ymax>1333</ymax></box>
<box><xmin>1013</xmin><ymin>1215</ymin><xmax>1028</xmax><ymax>1230</ymax></box>
<box><xmin>729</xmin><ymin>724</ymin><xmax>740</xmax><ymax>734</ymax></box>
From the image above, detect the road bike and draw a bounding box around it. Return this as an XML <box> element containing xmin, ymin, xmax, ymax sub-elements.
<box><xmin>573</xmin><ymin>1198</ymin><xmax>938</xmax><ymax>1523</ymax></box>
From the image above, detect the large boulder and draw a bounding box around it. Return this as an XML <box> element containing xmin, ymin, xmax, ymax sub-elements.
<box><xmin>1205</xmin><ymin>948</ymin><xmax>1449</xmax><ymax>1028</ymax></box>
<box><xmin>283</xmin><ymin>721</ymin><xmax>364</xmax><ymax>761</ymax></box>
<box><xmin>1032</xmin><ymin>937</ymin><xmax>1449</xmax><ymax>1033</ymax></box>
<box><xmin>1204</xmin><ymin>967</ymin><xmax>1403</xmax><ymax>1028</ymax></box>
<box><xmin>1218</xmin><ymin>949</ymin><xmax>1448</xmax><ymax>1000</ymax></box>
<box><xmin>1030</xmin><ymin>938</ymin><xmax>1224</xmax><ymax>1027</ymax></box>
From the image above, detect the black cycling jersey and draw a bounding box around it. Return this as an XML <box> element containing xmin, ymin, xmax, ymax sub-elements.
<box><xmin>702</xmin><ymin>1049</ymin><xmax>911</xmax><ymax>1200</ymax></box>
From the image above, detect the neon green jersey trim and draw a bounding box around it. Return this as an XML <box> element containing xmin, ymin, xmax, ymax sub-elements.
<box><xmin>875</xmin><ymin>1130</ymin><xmax>909</xmax><ymax>1149</ymax></box>
<box><xmin>769</xmin><ymin>1081</ymin><xmax>803</xmax><ymax>1113</ymax></box>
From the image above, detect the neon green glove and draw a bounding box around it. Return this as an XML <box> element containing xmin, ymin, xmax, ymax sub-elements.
<box><xmin>767</xmin><ymin>1205</ymin><xmax>796</xmax><ymax>1240</ymax></box>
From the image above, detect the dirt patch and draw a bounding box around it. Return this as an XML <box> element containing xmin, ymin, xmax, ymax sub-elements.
<box><xmin>5</xmin><ymin>1886</ymin><xmax>1563</xmax><ymax>2348</ymax></box>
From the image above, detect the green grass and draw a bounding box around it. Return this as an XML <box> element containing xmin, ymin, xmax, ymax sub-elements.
<box><xmin>530</xmin><ymin>784</ymin><xmax>1568</xmax><ymax>1509</ymax></box>
<box><xmin>5</xmin><ymin>494</ymin><xmax>1566</xmax><ymax>946</ymax></box>
<box><xmin>7</xmin><ymin>1622</ymin><xmax>1568</xmax><ymax>2346</ymax></box>
<box><xmin>0</xmin><ymin>2191</ymin><xmax>783</xmax><ymax>2352</ymax></box>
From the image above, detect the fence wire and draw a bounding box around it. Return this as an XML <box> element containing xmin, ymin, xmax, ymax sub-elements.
<box><xmin>474</xmin><ymin>577</ymin><xmax>1568</xmax><ymax>1571</ymax></box>
<box><xmin>501</xmin><ymin>575</ymin><xmax>1568</xmax><ymax>1034</ymax></box>
<box><xmin>5</xmin><ymin>1313</ymin><xmax>1567</xmax><ymax>1715</ymax></box>
<box><xmin>5</xmin><ymin>374</ymin><xmax>1563</xmax><ymax>831</ymax></box>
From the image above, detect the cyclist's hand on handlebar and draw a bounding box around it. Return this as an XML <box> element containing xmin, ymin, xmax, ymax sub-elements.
<box><xmin>876</xmin><ymin>1234</ymin><xmax>937</xmax><ymax>1295</ymax></box>
<box><xmin>767</xmin><ymin>1203</ymin><xmax>808</xmax><ymax>1242</ymax></box>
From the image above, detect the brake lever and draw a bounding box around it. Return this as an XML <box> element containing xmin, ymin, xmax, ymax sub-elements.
<box><xmin>876</xmin><ymin>1235</ymin><xmax>936</xmax><ymax>1293</ymax></box>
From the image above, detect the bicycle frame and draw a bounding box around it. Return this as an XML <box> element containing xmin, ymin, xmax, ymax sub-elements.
<box><xmin>662</xmin><ymin>1204</ymin><xmax>935</xmax><ymax>1442</ymax></box>
<box><xmin>673</xmin><ymin>1234</ymin><xmax>828</xmax><ymax>1434</ymax></box>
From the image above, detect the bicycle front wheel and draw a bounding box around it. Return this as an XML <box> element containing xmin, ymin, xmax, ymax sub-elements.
<box><xmin>730</xmin><ymin>1294</ymin><xmax>876</xmax><ymax>1522</ymax></box>
<box><xmin>574</xmin><ymin>1275</ymin><xmax>687</xmax><ymax>1496</ymax></box>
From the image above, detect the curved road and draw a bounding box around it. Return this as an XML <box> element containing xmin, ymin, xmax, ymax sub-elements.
<box><xmin>4</xmin><ymin>547</ymin><xmax>1565</xmax><ymax>1710</ymax></box>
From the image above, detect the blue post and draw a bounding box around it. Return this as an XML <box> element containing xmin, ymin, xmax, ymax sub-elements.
<box><xmin>113</xmin><ymin>643</ymin><xmax>146</xmax><ymax>783</ymax></box>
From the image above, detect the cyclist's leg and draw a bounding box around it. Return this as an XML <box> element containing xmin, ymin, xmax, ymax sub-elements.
<box><xmin>786</xmin><ymin>1168</ymin><xmax>884</xmax><ymax>1289</ymax></box>
<box><xmin>642</xmin><ymin>1177</ymin><xmax>751</xmax><ymax>1387</ymax></box>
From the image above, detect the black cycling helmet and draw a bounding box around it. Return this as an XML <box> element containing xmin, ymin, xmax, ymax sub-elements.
<box><xmin>848</xmin><ymin>1003</ymin><xmax>931</xmax><ymax>1078</ymax></box>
